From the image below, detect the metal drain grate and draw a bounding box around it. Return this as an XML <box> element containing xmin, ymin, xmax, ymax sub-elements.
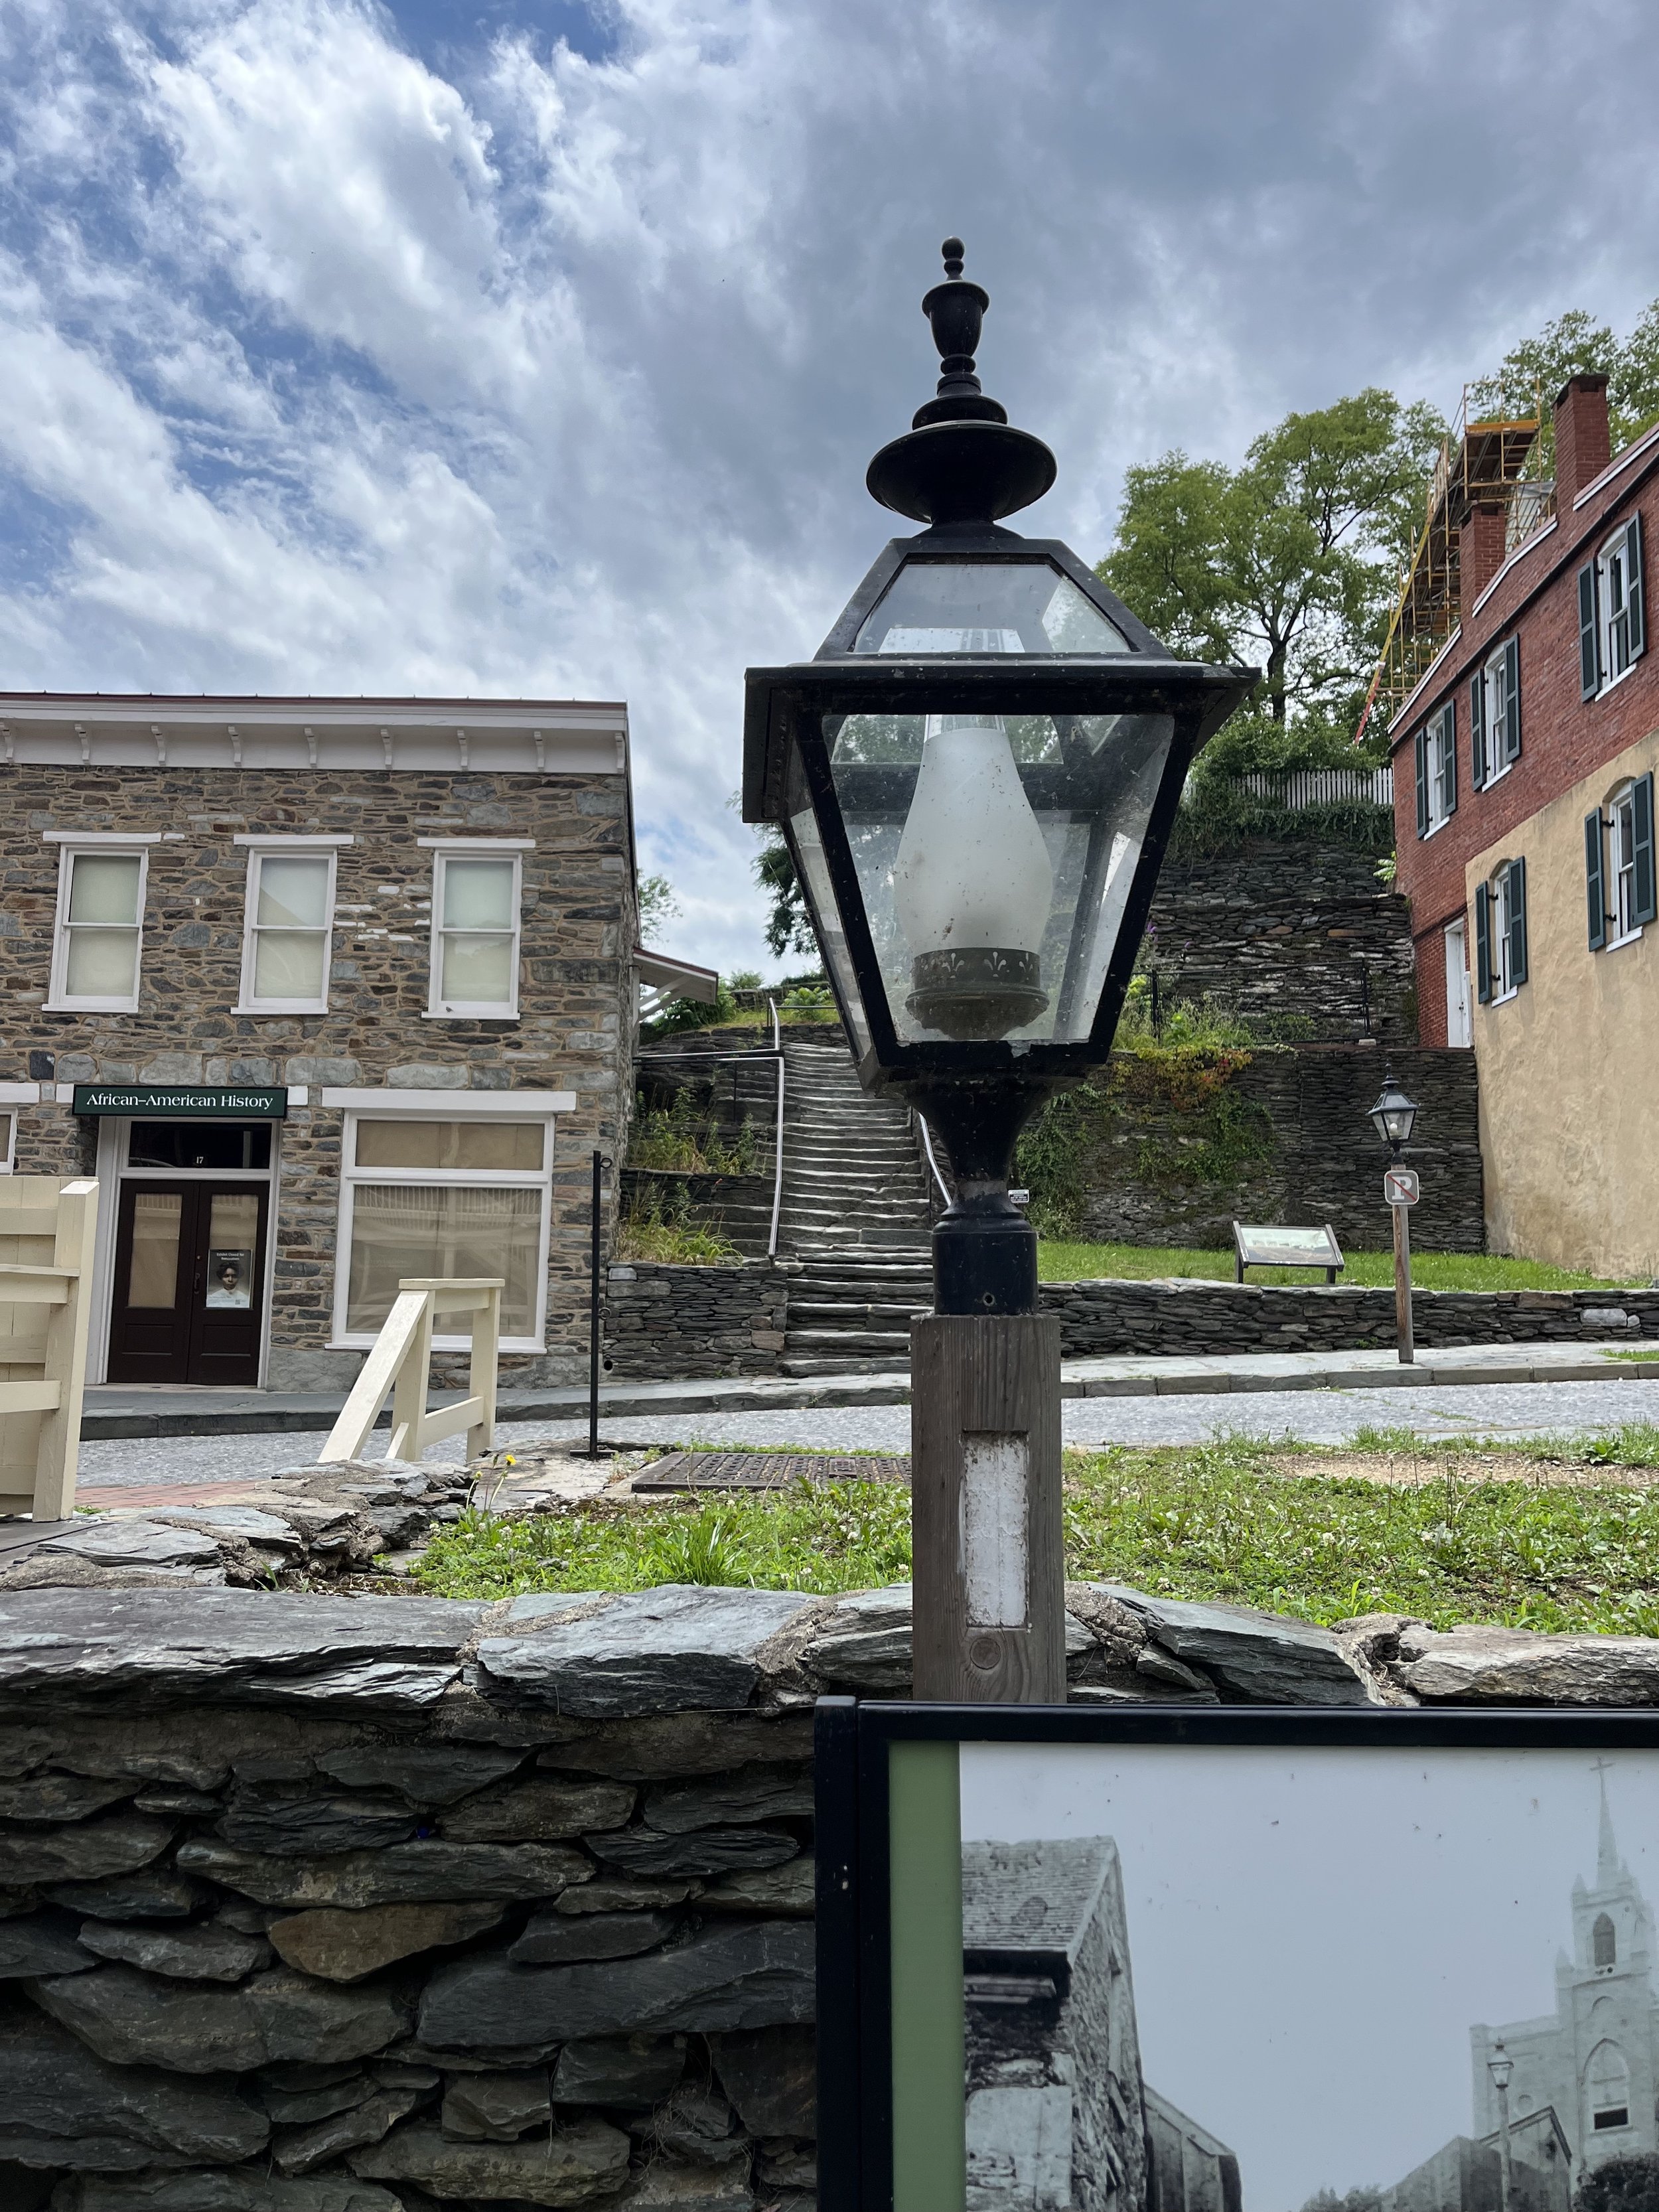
<box><xmin>631</xmin><ymin>1451</ymin><xmax>910</xmax><ymax>1493</ymax></box>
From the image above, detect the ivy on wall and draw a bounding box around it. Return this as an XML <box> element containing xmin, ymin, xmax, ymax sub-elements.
<box><xmin>1016</xmin><ymin>1040</ymin><xmax>1275</xmax><ymax>1239</ymax></box>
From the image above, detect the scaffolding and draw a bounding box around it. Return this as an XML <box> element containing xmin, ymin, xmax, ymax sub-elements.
<box><xmin>1356</xmin><ymin>389</ymin><xmax>1550</xmax><ymax>743</ymax></box>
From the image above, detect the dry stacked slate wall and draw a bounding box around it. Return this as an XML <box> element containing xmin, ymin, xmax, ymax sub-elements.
<box><xmin>3</xmin><ymin>1582</ymin><xmax>1659</xmax><ymax>2207</ymax></box>
<box><xmin>1045</xmin><ymin>1045</ymin><xmax>1482</xmax><ymax>1253</ymax></box>
<box><xmin>603</xmin><ymin>1262</ymin><xmax>796</xmax><ymax>1380</ymax></box>
<box><xmin>1142</xmin><ymin>836</ymin><xmax>1414</xmax><ymax>1045</ymax></box>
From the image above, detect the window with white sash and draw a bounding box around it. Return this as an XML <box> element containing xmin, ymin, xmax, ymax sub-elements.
<box><xmin>237</xmin><ymin>846</ymin><xmax>339</xmax><ymax>1013</ymax></box>
<box><xmin>46</xmin><ymin>846</ymin><xmax>149</xmax><ymax>1011</ymax></box>
<box><xmin>1579</xmin><ymin>518</ymin><xmax>1646</xmax><ymax>698</ymax></box>
<box><xmin>425</xmin><ymin>848</ymin><xmax>524</xmax><ymax>1019</ymax></box>
<box><xmin>334</xmin><ymin>1114</ymin><xmax>553</xmax><ymax>1351</ymax></box>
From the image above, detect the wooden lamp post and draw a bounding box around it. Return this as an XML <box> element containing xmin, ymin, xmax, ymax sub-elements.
<box><xmin>742</xmin><ymin>240</ymin><xmax>1253</xmax><ymax>1700</ymax></box>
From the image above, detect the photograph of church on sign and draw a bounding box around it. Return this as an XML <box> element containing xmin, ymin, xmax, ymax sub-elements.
<box><xmin>957</xmin><ymin>1744</ymin><xmax>1659</xmax><ymax>2212</ymax></box>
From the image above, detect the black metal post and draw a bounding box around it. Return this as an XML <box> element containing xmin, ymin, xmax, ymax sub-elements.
<box><xmin>587</xmin><ymin>1148</ymin><xmax>609</xmax><ymax>1461</ymax></box>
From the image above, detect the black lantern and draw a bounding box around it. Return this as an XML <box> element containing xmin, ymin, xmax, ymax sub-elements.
<box><xmin>743</xmin><ymin>240</ymin><xmax>1254</xmax><ymax>1313</ymax></box>
<box><xmin>1368</xmin><ymin>1074</ymin><xmax>1419</xmax><ymax>1155</ymax></box>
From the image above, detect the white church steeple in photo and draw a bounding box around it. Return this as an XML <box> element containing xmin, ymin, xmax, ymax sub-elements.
<box><xmin>1472</xmin><ymin>1766</ymin><xmax>1659</xmax><ymax>2174</ymax></box>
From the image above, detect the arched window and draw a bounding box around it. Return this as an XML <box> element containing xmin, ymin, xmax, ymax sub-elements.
<box><xmin>1595</xmin><ymin>1913</ymin><xmax>1617</xmax><ymax>1968</ymax></box>
<box><xmin>1587</xmin><ymin>2040</ymin><xmax>1630</xmax><ymax>2133</ymax></box>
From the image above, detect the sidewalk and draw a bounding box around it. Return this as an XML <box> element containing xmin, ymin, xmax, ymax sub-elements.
<box><xmin>80</xmin><ymin>1340</ymin><xmax>1654</xmax><ymax>1439</ymax></box>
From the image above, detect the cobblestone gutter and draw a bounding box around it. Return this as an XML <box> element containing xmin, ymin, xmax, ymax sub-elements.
<box><xmin>2</xmin><ymin>1574</ymin><xmax>1658</xmax><ymax>2206</ymax></box>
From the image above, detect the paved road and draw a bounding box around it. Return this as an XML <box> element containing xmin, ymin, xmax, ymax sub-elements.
<box><xmin>74</xmin><ymin>1374</ymin><xmax>1659</xmax><ymax>1487</ymax></box>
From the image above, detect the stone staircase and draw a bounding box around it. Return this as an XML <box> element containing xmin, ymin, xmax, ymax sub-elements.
<box><xmin>776</xmin><ymin>1041</ymin><xmax>936</xmax><ymax>1376</ymax></box>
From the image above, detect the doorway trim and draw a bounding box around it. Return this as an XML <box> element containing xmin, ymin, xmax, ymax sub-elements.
<box><xmin>90</xmin><ymin>1117</ymin><xmax>281</xmax><ymax>1387</ymax></box>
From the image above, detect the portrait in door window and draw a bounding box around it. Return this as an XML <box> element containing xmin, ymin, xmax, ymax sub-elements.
<box><xmin>206</xmin><ymin>1250</ymin><xmax>253</xmax><ymax>1309</ymax></box>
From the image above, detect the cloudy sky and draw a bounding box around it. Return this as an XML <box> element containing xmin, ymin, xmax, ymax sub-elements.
<box><xmin>3</xmin><ymin>1</ymin><xmax>1658</xmax><ymax>974</ymax></box>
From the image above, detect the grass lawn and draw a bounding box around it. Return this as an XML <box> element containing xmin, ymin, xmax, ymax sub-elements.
<box><xmin>414</xmin><ymin>1427</ymin><xmax>1659</xmax><ymax>1635</ymax></box>
<box><xmin>1037</xmin><ymin>1238</ymin><xmax>1640</xmax><ymax>1293</ymax></box>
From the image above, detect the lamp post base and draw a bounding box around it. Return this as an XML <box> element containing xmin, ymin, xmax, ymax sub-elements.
<box><xmin>910</xmin><ymin>1313</ymin><xmax>1064</xmax><ymax>1702</ymax></box>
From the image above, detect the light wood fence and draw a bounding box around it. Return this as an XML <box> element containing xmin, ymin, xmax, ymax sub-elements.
<box><xmin>0</xmin><ymin>1178</ymin><xmax>100</xmax><ymax>1520</ymax></box>
<box><xmin>319</xmin><ymin>1278</ymin><xmax>502</xmax><ymax>1467</ymax></box>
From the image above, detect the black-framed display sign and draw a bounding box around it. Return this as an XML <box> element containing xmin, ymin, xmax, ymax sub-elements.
<box><xmin>815</xmin><ymin>1699</ymin><xmax>1659</xmax><ymax>2212</ymax></box>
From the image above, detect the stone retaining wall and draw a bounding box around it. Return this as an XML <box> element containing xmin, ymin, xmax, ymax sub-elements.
<box><xmin>603</xmin><ymin>1262</ymin><xmax>797</xmax><ymax>1380</ymax></box>
<box><xmin>2</xmin><ymin>1578</ymin><xmax>1658</xmax><ymax>2207</ymax></box>
<box><xmin>1039</xmin><ymin>1278</ymin><xmax>1659</xmax><ymax>1357</ymax></box>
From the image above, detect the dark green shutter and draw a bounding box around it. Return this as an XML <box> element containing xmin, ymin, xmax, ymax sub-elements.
<box><xmin>1441</xmin><ymin>702</ymin><xmax>1457</xmax><ymax>815</ymax></box>
<box><xmin>1580</xmin><ymin>562</ymin><xmax>1601</xmax><ymax>697</ymax></box>
<box><xmin>1634</xmin><ymin>771</ymin><xmax>1656</xmax><ymax>926</ymax></box>
<box><xmin>1470</xmin><ymin>671</ymin><xmax>1486</xmax><ymax>786</ymax></box>
<box><xmin>1586</xmin><ymin>809</ymin><xmax>1607</xmax><ymax>949</ymax></box>
<box><xmin>1502</xmin><ymin>636</ymin><xmax>1521</xmax><ymax>761</ymax></box>
<box><xmin>1508</xmin><ymin>856</ymin><xmax>1528</xmax><ymax>986</ymax></box>
<box><xmin>1414</xmin><ymin>728</ymin><xmax>1429</xmax><ymax>836</ymax></box>
<box><xmin>1475</xmin><ymin>882</ymin><xmax>1492</xmax><ymax>1003</ymax></box>
<box><xmin>1627</xmin><ymin>518</ymin><xmax>1645</xmax><ymax>660</ymax></box>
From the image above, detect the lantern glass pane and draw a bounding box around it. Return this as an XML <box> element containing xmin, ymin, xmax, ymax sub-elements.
<box><xmin>819</xmin><ymin>708</ymin><xmax>1173</xmax><ymax>1046</ymax></box>
<box><xmin>853</xmin><ymin>561</ymin><xmax>1127</xmax><ymax>656</ymax></box>
<box><xmin>785</xmin><ymin>739</ymin><xmax>872</xmax><ymax>1059</ymax></box>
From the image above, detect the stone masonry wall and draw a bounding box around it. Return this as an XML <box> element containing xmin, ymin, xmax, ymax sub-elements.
<box><xmin>1070</xmin><ymin>1045</ymin><xmax>1484</xmax><ymax>1253</ymax></box>
<box><xmin>1</xmin><ymin>1578</ymin><xmax>1658</xmax><ymax>2207</ymax></box>
<box><xmin>0</xmin><ymin>765</ymin><xmax>635</xmax><ymax>1389</ymax></box>
<box><xmin>604</xmin><ymin>1261</ymin><xmax>796</xmax><ymax>1378</ymax></box>
<box><xmin>1143</xmin><ymin>838</ymin><xmax>1415</xmax><ymax>1045</ymax></box>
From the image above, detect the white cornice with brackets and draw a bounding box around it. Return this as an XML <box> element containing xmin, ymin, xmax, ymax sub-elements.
<box><xmin>0</xmin><ymin>696</ymin><xmax>628</xmax><ymax>777</ymax></box>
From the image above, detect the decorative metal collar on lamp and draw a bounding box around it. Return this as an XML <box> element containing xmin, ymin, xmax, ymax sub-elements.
<box><xmin>742</xmin><ymin>240</ymin><xmax>1255</xmax><ymax>1315</ymax></box>
<box><xmin>1369</xmin><ymin>1074</ymin><xmax>1419</xmax><ymax>1155</ymax></box>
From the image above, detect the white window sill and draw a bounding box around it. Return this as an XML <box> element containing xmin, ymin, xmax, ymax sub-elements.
<box><xmin>1477</xmin><ymin>762</ymin><xmax>1514</xmax><ymax>791</ymax></box>
<box><xmin>1490</xmin><ymin>986</ymin><xmax>1520</xmax><ymax>1006</ymax></box>
<box><xmin>422</xmin><ymin>1008</ymin><xmax>520</xmax><ymax>1023</ymax></box>
<box><xmin>1597</xmin><ymin>661</ymin><xmax>1640</xmax><ymax>700</ymax></box>
<box><xmin>232</xmin><ymin>1003</ymin><xmax>330</xmax><ymax>1017</ymax></box>
<box><xmin>42</xmin><ymin>999</ymin><xmax>139</xmax><ymax>1015</ymax></box>
<box><xmin>1421</xmin><ymin>815</ymin><xmax>1451</xmax><ymax>840</ymax></box>
<box><xmin>332</xmin><ymin>1335</ymin><xmax>545</xmax><ymax>1357</ymax></box>
<box><xmin>1605</xmin><ymin>926</ymin><xmax>1645</xmax><ymax>952</ymax></box>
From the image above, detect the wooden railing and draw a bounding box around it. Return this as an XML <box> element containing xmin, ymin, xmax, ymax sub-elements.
<box><xmin>0</xmin><ymin>1178</ymin><xmax>100</xmax><ymax>1520</ymax></box>
<box><xmin>319</xmin><ymin>1278</ymin><xmax>502</xmax><ymax>1467</ymax></box>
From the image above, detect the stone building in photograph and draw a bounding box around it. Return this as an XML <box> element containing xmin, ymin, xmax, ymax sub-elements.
<box><xmin>0</xmin><ymin>691</ymin><xmax>634</xmax><ymax>1389</ymax></box>
<box><xmin>962</xmin><ymin>1834</ymin><xmax>1239</xmax><ymax>2212</ymax></box>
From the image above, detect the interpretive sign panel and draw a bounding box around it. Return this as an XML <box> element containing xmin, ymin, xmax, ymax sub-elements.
<box><xmin>1384</xmin><ymin>1165</ymin><xmax>1421</xmax><ymax>1206</ymax></box>
<box><xmin>1231</xmin><ymin>1220</ymin><xmax>1343</xmax><ymax>1282</ymax></box>
<box><xmin>815</xmin><ymin>1702</ymin><xmax>1659</xmax><ymax>2212</ymax></box>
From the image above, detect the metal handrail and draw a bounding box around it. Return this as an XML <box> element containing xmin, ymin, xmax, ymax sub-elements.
<box><xmin>768</xmin><ymin>999</ymin><xmax>785</xmax><ymax>1259</ymax></box>
<box><xmin>917</xmin><ymin>1113</ymin><xmax>951</xmax><ymax>1205</ymax></box>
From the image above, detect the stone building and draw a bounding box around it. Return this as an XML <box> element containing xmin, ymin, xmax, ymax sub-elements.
<box><xmin>0</xmin><ymin>692</ymin><xmax>634</xmax><ymax>1389</ymax></box>
<box><xmin>1471</xmin><ymin>1771</ymin><xmax>1659</xmax><ymax>2181</ymax></box>
<box><xmin>962</xmin><ymin>1834</ymin><xmax>1239</xmax><ymax>2212</ymax></box>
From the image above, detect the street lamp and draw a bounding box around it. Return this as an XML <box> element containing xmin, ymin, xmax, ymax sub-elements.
<box><xmin>743</xmin><ymin>240</ymin><xmax>1252</xmax><ymax>1698</ymax></box>
<box><xmin>1368</xmin><ymin>1072</ymin><xmax>1421</xmax><ymax>1366</ymax></box>
<box><xmin>1487</xmin><ymin>2041</ymin><xmax>1514</xmax><ymax>2212</ymax></box>
<box><xmin>1369</xmin><ymin>1073</ymin><xmax>1419</xmax><ymax>1156</ymax></box>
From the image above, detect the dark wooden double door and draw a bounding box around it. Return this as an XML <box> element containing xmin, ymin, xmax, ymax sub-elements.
<box><xmin>107</xmin><ymin>1182</ymin><xmax>268</xmax><ymax>1386</ymax></box>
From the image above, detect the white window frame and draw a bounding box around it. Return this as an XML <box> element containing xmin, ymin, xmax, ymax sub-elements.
<box><xmin>234</xmin><ymin>838</ymin><xmax>348</xmax><ymax>1015</ymax></box>
<box><xmin>1425</xmin><ymin>713</ymin><xmax>1454</xmax><ymax>833</ymax></box>
<box><xmin>44</xmin><ymin>840</ymin><xmax>153</xmax><ymax>1013</ymax></box>
<box><xmin>1443</xmin><ymin>918</ymin><xmax>1472</xmax><ymax>1047</ymax></box>
<box><xmin>331</xmin><ymin>1106</ymin><xmax>556</xmax><ymax>1353</ymax></box>
<box><xmin>1597</xmin><ymin>525</ymin><xmax>1642</xmax><ymax>694</ymax></box>
<box><xmin>1607</xmin><ymin>780</ymin><xmax>1645</xmax><ymax>947</ymax></box>
<box><xmin>419</xmin><ymin>839</ymin><xmax>532</xmax><ymax>1021</ymax></box>
<box><xmin>1481</xmin><ymin>648</ymin><xmax>1513</xmax><ymax>788</ymax></box>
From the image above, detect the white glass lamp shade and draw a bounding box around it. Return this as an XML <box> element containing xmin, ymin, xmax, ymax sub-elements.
<box><xmin>893</xmin><ymin>716</ymin><xmax>1054</xmax><ymax>1039</ymax></box>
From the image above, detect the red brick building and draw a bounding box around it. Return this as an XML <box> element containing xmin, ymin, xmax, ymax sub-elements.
<box><xmin>1390</xmin><ymin>376</ymin><xmax>1657</xmax><ymax>1272</ymax></box>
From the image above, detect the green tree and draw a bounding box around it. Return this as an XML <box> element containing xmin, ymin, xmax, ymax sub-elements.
<box><xmin>754</xmin><ymin>827</ymin><xmax>817</xmax><ymax>960</ymax></box>
<box><xmin>637</xmin><ymin>872</ymin><xmax>680</xmax><ymax>942</ymax></box>
<box><xmin>1469</xmin><ymin>300</ymin><xmax>1659</xmax><ymax>471</ymax></box>
<box><xmin>1098</xmin><ymin>390</ymin><xmax>1445</xmax><ymax>736</ymax></box>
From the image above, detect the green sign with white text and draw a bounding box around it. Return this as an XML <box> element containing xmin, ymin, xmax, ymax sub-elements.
<box><xmin>72</xmin><ymin>1084</ymin><xmax>288</xmax><ymax>1120</ymax></box>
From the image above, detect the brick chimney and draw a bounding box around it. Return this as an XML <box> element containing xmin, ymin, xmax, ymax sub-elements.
<box><xmin>1461</xmin><ymin>501</ymin><xmax>1507</xmax><ymax>603</ymax></box>
<box><xmin>1554</xmin><ymin>372</ymin><xmax>1611</xmax><ymax>504</ymax></box>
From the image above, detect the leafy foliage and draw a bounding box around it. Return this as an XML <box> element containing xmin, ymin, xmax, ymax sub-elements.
<box><xmin>629</xmin><ymin>1087</ymin><xmax>760</xmax><ymax>1174</ymax></box>
<box><xmin>754</xmin><ymin>826</ymin><xmax>817</xmax><ymax>960</ymax></box>
<box><xmin>1575</xmin><ymin>2152</ymin><xmax>1659</xmax><ymax>2212</ymax></box>
<box><xmin>1469</xmin><ymin>303</ymin><xmax>1659</xmax><ymax>473</ymax></box>
<box><xmin>637</xmin><ymin>872</ymin><xmax>680</xmax><ymax>942</ymax></box>
<box><xmin>1098</xmin><ymin>390</ymin><xmax>1445</xmax><ymax>731</ymax></box>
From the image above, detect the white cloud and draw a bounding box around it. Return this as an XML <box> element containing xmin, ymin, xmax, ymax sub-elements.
<box><xmin>3</xmin><ymin>0</ymin><xmax>1659</xmax><ymax>970</ymax></box>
